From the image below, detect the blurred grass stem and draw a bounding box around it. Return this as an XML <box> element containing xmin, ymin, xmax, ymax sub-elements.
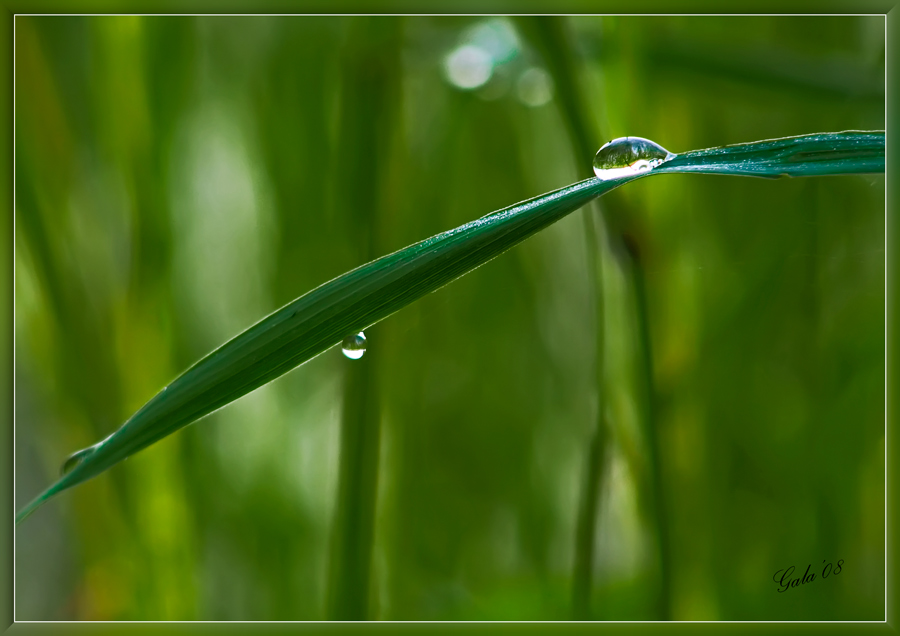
<box><xmin>326</xmin><ymin>17</ymin><xmax>400</xmax><ymax>620</ymax></box>
<box><xmin>622</xmin><ymin>237</ymin><xmax>671</xmax><ymax>620</ymax></box>
<box><xmin>519</xmin><ymin>16</ymin><xmax>612</xmax><ymax>619</ymax></box>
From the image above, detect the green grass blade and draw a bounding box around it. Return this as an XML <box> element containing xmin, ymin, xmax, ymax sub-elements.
<box><xmin>621</xmin><ymin>236</ymin><xmax>672</xmax><ymax>620</ymax></box>
<box><xmin>15</xmin><ymin>130</ymin><xmax>885</xmax><ymax>524</ymax></box>
<box><xmin>515</xmin><ymin>16</ymin><xmax>610</xmax><ymax>620</ymax></box>
<box><xmin>326</xmin><ymin>16</ymin><xmax>399</xmax><ymax>621</ymax></box>
<box><xmin>657</xmin><ymin>130</ymin><xmax>884</xmax><ymax>177</ymax></box>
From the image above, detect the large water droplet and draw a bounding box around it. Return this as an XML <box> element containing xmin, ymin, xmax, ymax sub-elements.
<box><xmin>342</xmin><ymin>332</ymin><xmax>367</xmax><ymax>360</ymax></box>
<box><xmin>593</xmin><ymin>137</ymin><xmax>675</xmax><ymax>180</ymax></box>
<box><xmin>60</xmin><ymin>446</ymin><xmax>95</xmax><ymax>476</ymax></box>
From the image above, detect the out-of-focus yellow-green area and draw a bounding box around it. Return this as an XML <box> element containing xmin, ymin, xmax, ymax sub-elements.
<box><xmin>14</xmin><ymin>16</ymin><xmax>884</xmax><ymax>621</ymax></box>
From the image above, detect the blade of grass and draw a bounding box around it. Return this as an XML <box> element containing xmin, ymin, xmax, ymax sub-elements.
<box><xmin>515</xmin><ymin>15</ymin><xmax>610</xmax><ymax>620</ymax></box>
<box><xmin>328</xmin><ymin>335</ymin><xmax>382</xmax><ymax>620</ymax></box>
<box><xmin>16</xmin><ymin>130</ymin><xmax>885</xmax><ymax>525</ymax></box>
<box><xmin>657</xmin><ymin>131</ymin><xmax>885</xmax><ymax>177</ymax></box>
<box><xmin>326</xmin><ymin>16</ymin><xmax>399</xmax><ymax>621</ymax></box>
<box><xmin>620</xmin><ymin>235</ymin><xmax>672</xmax><ymax>620</ymax></box>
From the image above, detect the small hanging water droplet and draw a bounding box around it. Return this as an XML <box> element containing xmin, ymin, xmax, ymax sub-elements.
<box><xmin>342</xmin><ymin>332</ymin><xmax>367</xmax><ymax>360</ymax></box>
<box><xmin>593</xmin><ymin>136</ymin><xmax>675</xmax><ymax>180</ymax></box>
<box><xmin>60</xmin><ymin>446</ymin><xmax>95</xmax><ymax>476</ymax></box>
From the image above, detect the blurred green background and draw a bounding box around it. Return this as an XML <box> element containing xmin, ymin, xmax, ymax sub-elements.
<box><xmin>14</xmin><ymin>16</ymin><xmax>885</xmax><ymax>621</ymax></box>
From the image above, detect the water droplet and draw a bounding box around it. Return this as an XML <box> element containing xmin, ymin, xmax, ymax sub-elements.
<box><xmin>592</xmin><ymin>137</ymin><xmax>675</xmax><ymax>180</ymax></box>
<box><xmin>342</xmin><ymin>332</ymin><xmax>367</xmax><ymax>360</ymax></box>
<box><xmin>60</xmin><ymin>446</ymin><xmax>96</xmax><ymax>476</ymax></box>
